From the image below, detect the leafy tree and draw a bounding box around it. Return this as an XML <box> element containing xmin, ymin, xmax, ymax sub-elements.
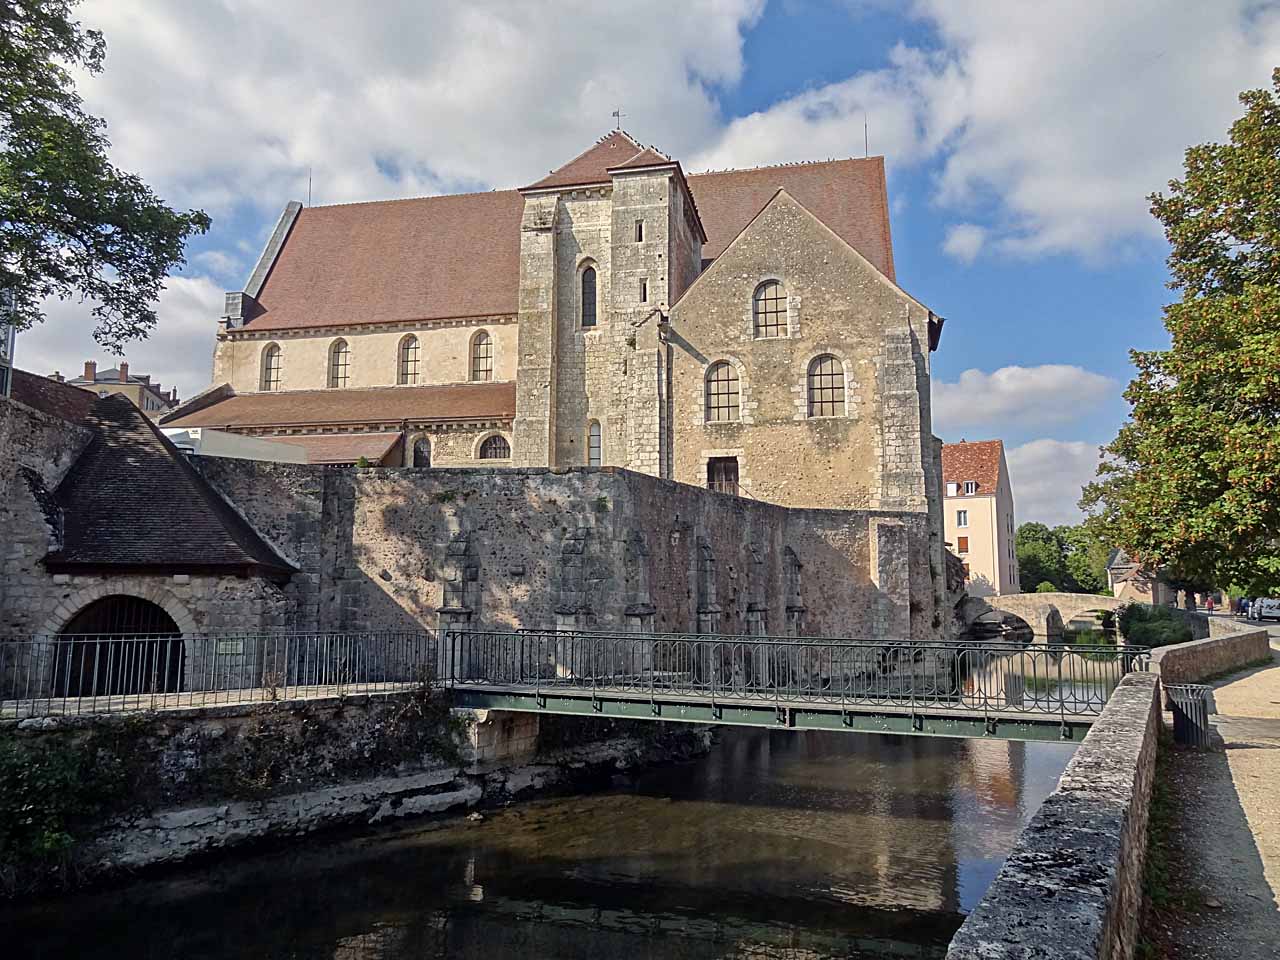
<box><xmin>1056</xmin><ymin>524</ymin><xmax>1110</xmax><ymax>594</ymax></box>
<box><xmin>1</xmin><ymin>0</ymin><xmax>209</xmax><ymax>352</ymax></box>
<box><xmin>1034</xmin><ymin>581</ymin><xmax>1057</xmax><ymax>594</ymax></box>
<box><xmin>1082</xmin><ymin>69</ymin><xmax>1280</xmax><ymax>596</ymax></box>
<box><xmin>1016</xmin><ymin>522</ymin><xmax>1066</xmax><ymax>592</ymax></box>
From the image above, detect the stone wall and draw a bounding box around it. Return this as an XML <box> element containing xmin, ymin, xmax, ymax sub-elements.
<box><xmin>193</xmin><ymin>461</ymin><xmax>941</xmax><ymax>640</ymax></box>
<box><xmin>1150</xmin><ymin>615</ymin><xmax>1272</xmax><ymax>685</ymax></box>
<box><xmin>946</xmin><ymin>672</ymin><xmax>1162</xmax><ymax>960</ymax></box>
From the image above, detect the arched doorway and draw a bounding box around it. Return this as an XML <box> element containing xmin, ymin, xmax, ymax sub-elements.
<box><xmin>55</xmin><ymin>595</ymin><xmax>183</xmax><ymax>697</ymax></box>
<box><xmin>412</xmin><ymin>436</ymin><xmax>431</xmax><ymax>468</ymax></box>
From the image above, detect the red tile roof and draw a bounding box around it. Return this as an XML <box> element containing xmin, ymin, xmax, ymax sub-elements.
<box><xmin>276</xmin><ymin>432</ymin><xmax>403</xmax><ymax>465</ymax></box>
<box><xmin>9</xmin><ymin>369</ymin><xmax>98</xmax><ymax>423</ymax></box>
<box><xmin>687</xmin><ymin>158</ymin><xmax>895</xmax><ymax>278</ymax></box>
<box><xmin>522</xmin><ymin>131</ymin><xmax>646</xmax><ymax>190</ymax></box>
<box><xmin>609</xmin><ymin>146</ymin><xmax>675</xmax><ymax>172</ymax></box>
<box><xmin>942</xmin><ymin>440</ymin><xmax>1005</xmax><ymax>495</ymax></box>
<box><xmin>161</xmin><ymin>381</ymin><xmax>516</xmax><ymax>430</ymax></box>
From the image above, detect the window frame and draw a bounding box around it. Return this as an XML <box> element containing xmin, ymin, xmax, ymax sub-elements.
<box><xmin>478</xmin><ymin>434</ymin><xmax>511</xmax><ymax>460</ymax></box>
<box><xmin>957</xmin><ymin>536</ymin><xmax>969</xmax><ymax>554</ymax></box>
<box><xmin>704</xmin><ymin>361</ymin><xmax>741</xmax><ymax>423</ymax></box>
<box><xmin>397</xmin><ymin>334</ymin><xmax>420</xmax><ymax>385</ymax></box>
<box><xmin>580</xmin><ymin>264</ymin><xmax>598</xmax><ymax>329</ymax></box>
<box><xmin>957</xmin><ymin>509</ymin><xmax>969</xmax><ymax>528</ymax></box>
<box><xmin>963</xmin><ymin>480</ymin><xmax>978</xmax><ymax>495</ymax></box>
<box><xmin>327</xmin><ymin>339</ymin><xmax>350</xmax><ymax>389</ymax></box>
<box><xmin>634</xmin><ymin>219</ymin><xmax>644</xmax><ymax>242</ymax></box>
<box><xmin>752</xmin><ymin>280</ymin><xmax>787</xmax><ymax>339</ymax></box>
<box><xmin>260</xmin><ymin>344</ymin><xmax>282</xmax><ymax>392</ymax></box>
<box><xmin>470</xmin><ymin>330</ymin><xmax>493</xmax><ymax>382</ymax></box>
<box><xmin>806</xmin><ymin>354</ymin><xmax>846</xmax><ymax>418</ymax></box>
<box><xmin>587</xmin><ymin>420</ymin><xmax>602</xmax><ymax>467</ymax></box>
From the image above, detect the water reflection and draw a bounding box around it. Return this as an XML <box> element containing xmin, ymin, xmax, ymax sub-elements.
<box><xmin>5</xmin><ymin>728</ymin><xmax>1073</xmax><ymax>960</ymax></box>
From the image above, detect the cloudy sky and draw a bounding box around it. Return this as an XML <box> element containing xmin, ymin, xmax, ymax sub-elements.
<box><xmin>16</xmin><ymin>0</ymin><xmax>1280</xmax><ymax>526</ymax></box>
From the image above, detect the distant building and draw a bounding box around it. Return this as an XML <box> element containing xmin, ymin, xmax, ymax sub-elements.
<box><xmin>55</xmin><ymin>360</ymin><xmax>179</xmax><ymax>418</ymax></box>
<box><xmin>1106</xmin><ymin>549</ymin><xmax>1176</xmax><ymax>605</ymax></box>
<box><xmin>942</xmin><ymin>440</ymin><xmax>1019</xmax><ymax>597</ymax></box>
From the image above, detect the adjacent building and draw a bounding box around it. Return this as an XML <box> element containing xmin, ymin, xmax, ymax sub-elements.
<box><xmin>1105</xmin><ymin>549</ymin><xmax>1177</xmax><ymax>606</ymax></box>
<box><xmin>56</xmin><ymin>360</ymin><xmax>179</xmax><ymax>418</ymax></box>
<box><xmin>942</xmin><ymin>440</ymin><xmax>1019</xmax><ymax>597</ymax></box>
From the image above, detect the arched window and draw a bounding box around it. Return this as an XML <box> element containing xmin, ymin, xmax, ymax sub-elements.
<box><xmin>479</xmin><ymin>434</ymin><xmax>510</xmax><ymax>459</ymax></box>
<box><xmin>704</xmin><ymin>361</ymin><xmax>740</xmax><ymax>422</ymax></box>
<box><xmin>807</xmin><ymin>354</ymin><xmax>845</xmax><ymax>417</ymax></box>
<box><xmin>587</xmin><ymin>421</ymin><xmax>602</xmax><ymax>466</ymax></box>
<box><xmin>753</xmin><ymin>281</ymin><xmax>787</xmax><ymax>338</ymax></box>
<box><xmin>328</xmin><ymin>339</ymin><xmax>350</xmax><ymax>388</ymax></box>
<box><xmin>412</xmin><ymin>436</ymin><xmax>431</xmax><ymax>468</ymax></box>
<box><xmin>398</xmin><ymin>335</ymin><xmax>419</xmax><ymax>385</ymax></box>
<box><xmin>581</xmin><ymin>266</ymin><xmax>597</xmax><ymax>328</ymax></box>
<box><xmin>470</xmin><ymin>331</ymin><xmax>493</xmax><ymax>382</ymax></box>
<box><xmin>260</xmin><ymin>344</ymin><xmax>282</xmax><ymax>391</ymax></box>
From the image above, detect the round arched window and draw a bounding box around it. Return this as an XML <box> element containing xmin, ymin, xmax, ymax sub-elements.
<box><xmin>479</xmin><ymin>435</ymin><xmax>510</xmax><ymax>459</ymax></box>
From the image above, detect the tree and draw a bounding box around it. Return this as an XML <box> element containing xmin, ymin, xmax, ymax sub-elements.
<box><xmin>1</xmin><ymin>1</ymin><xmax>209</xmax><ymax>352</ymax></box>
<box><xmin>1056</xmin><ymin>524</ymin><xmax>1110</xmax><ymax>594</ymax></box>
<box><xmin>1082</xmin><ymin>69</ymin><xmax>1280</xmax><ymax>597</ymax></box>
<box><xmin>1015</xmin><ymin>523</ymin><xmax>1066</xmax><ymax>593</ymax></box>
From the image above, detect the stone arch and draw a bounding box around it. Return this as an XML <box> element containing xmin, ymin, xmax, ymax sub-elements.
<box><xmin>473</xmin><ymin>430</ymin><xmax>512</xmax><ymax>460</ymax></box>
<box><xmin>41</xmin><ymin>579</ymin><xmax>198</xmax><ymax>637</ymax></box>
<box><xmin>409</xmin><ymin>433</ymin><xmax>431</xmax><ymax>468</ymax></box>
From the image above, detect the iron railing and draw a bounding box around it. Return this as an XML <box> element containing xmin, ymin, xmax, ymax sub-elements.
<box><xmin>0</xmin><ymin>629</ymin><xmax>1147</xmax><ymax>721</ymax></box>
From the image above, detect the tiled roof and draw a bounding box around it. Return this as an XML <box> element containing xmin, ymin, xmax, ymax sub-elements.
<box><xmin>9</xmin><ymin>369</ymin><xmax>97</xmax><ymax>423</ymax></box>
<box><xmin>942</xmin><ymin>440</ymin><xmax>1004</xmax><ymax>495</ymax></box>
<box><xmin>45</xmin><ymin>395</ymin><xmax>293</xmax><ymax>576</ymax></box>
<box><xmin>161</xmin><ymin>381</ymin><xmax>516</xmax><ymax>430</ymax></box>
<box><xmin>276</xmin><ymin>432</ymin><xmax>403</xmax><ymax>465</ymax></box>
<box><xmin>608</xmin><ymin>146</ymin><xmax>675</xmax><ymax>172</ymax></box>
<box><xmin>522</xmin><ymin>131</ymin><xmax>646</xmax><ymax>190</ymax></box>
<box><xmin>246</xmin><ymin>189</ymin><xmax>525</xmax><ymax>332</ymax></box>
<box><xmin>687</xmin><ymin>158</ymin><xmax>895</xmax><ymax>278</ymax></box>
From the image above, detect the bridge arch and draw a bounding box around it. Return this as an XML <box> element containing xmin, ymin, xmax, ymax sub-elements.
<box><xmin>982</xmin><ymin>593</ymin><xmax>1126</xmax><ymax>639</ymax></box>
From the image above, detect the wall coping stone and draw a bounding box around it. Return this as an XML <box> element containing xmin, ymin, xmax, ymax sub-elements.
<box><xmin>946</xmin><ymin>672</ymin><xmax>1161</xmax><ymax>960</ymax></box>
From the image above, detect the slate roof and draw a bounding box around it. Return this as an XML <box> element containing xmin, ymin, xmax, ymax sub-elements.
<box><xmin>237</xmin><ymin>136</ymin><xmax>897</xmax><ymax>333</ymax></box>
<box><xmin>9</xmin><ymin>368</ymin><xmax>97</xmax><ymax>423</ymax></box>
<box><xmin>941</xmin><ymin>440</ymin><xmax>1005</xmax><ymax>495</ymax></box>
<box><xmin>161</xmin><ymin>381</ymin><xmax>516</xmax><ymax>430</ymax></box>
<box><xmin>276</xmin><ymin>432</ymin><xmax>403</xmax><ymax>465</ymax></box>
<box><xmin>45</xmin><ymin>394</ymin><xmax>293</xmax><ymax>576</ymax></box>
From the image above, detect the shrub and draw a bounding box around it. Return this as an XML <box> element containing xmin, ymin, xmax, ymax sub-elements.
<box><xmin>1117</xmin><ymin>603</ymin><xmax>1193</xmax><ymax>648</ymax></box>
<box><xmin>1035</xmin><ymin>581</ymin><xmax>1057</xmax><ymax>593</ymax></box>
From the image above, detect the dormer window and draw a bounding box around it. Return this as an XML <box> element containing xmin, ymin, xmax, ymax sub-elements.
<box><xmin>946</xmin><ymin>482</ymin><xmax>959</xmax><ymax>496</ymax></box>
<box><xmin>964</xmin><ymin>480</ymin><xmax>978</xmax><ymax>495</ymax></box>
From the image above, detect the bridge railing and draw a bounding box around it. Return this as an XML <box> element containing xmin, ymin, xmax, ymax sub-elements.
<box><xmin>444</xmin><ymin>630</ymin><xmax>1149</xmax><ymax>719</ymax></box>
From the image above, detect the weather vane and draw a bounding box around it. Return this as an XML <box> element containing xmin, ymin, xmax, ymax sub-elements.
<box><xmin>612</xmin><ymin>108</ymin><xmax>626</xmax><ymax>130</ymax></box>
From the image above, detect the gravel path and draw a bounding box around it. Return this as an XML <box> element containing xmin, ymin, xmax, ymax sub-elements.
<box><xmin>1149</xmin><ymin>632</ymin><xmax>1280</xmax><ymax>960</ymax></box>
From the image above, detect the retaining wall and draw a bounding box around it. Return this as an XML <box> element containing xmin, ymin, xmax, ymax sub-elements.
<box><xmin>946</xmin><ymin>672</ymin><xmax>1161</xmax><ymax>960</ymax></box>
<box><xmin>1151</xmin><ymin>615</ymin><xmax>1272</xmax><ymax>685</ymax></box>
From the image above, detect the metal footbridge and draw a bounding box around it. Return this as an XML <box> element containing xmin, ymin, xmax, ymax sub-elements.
<box><xmin>1</xmin><ymin>629</ymin><xmax>1147</xmax><ymax>741</ymax></box>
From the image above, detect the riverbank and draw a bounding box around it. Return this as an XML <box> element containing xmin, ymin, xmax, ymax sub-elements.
<box><xmin>1141</xmin><ymin>633</ymin><xmax>1280</xmax><ymax>960</ymax></box>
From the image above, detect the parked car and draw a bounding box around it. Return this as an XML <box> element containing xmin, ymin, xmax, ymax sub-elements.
<box><xmin>1250</xmin><ymin>598</ymin><xmax>1280</xmax><ymax>621</ymax></box>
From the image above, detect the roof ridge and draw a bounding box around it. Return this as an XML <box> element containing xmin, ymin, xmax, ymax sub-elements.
<box><xmin>309</xmin><ymin>186</ymin><xmax>522</xmax><ymax>211</ymax></box>
<box><xmin>688</xmin><ymin>155</ymin><xmax>884</xmax><ymax>178</ymax></box>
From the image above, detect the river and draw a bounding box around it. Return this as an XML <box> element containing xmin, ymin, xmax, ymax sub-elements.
<box><xmin>6</xmin><ymin>728</ymin><xmax>1074</xmax><ymax>960</ymax></box>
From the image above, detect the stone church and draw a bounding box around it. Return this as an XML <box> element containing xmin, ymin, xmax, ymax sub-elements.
<box><xmin>164</xmin><ymin>131</ymin><xmax>944</xmax><ymax>518</ymax></box>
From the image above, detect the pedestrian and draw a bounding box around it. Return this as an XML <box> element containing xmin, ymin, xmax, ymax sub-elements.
<box><xmin>1206</xmin><ymin>594</ymin><xmax>1215</xmax><ymax>615</ymax></box>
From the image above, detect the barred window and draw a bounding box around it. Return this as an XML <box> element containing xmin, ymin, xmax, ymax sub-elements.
<box><xmin>807</xmin><ymin>354</ymin><xmax>845</xmax><ymax>417</ymax></box>
<box><xmin>479</xmin><ymin>435</ymin><xmax>510</xmax><ymax>459</ymax></box>
<box><xmin>260</xmin><ymin>344</ymin><xmax>281</xmax><ymax>391</ymax></box>
<box><xmin>328</xmin><ymin>339</ymin><xmax>350</xmax><ymax>388</ymax></box>
<box><xmin>398</xmin><ymin>335</ymin><xmax>419</xmax><ymax>385</ymax></box>
<box><xmin>704</xmin><ymin>361</ymin><xmax>740</xmax><ymax>422</ymax></box>
<box><xmin>581</xmin><ymin>266</ymin><xmax>597</xmax><ymax>328</ymax></box>
<box><xmin>588</xmin><ymin>420</ymin><xmax>602</xmax><ymax>466</ymax></box>
<box><xmin>471</xmin><ymin>331</ymin><xmax>493</xmax><ymax>382</ymax></box>
<box><xmin>752</xmin><ymin>280</ymin><xmax>787</xmax><ymax>338</ymax></box>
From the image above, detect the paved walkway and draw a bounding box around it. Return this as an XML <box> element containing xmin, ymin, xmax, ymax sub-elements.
<box><xmin>1150</xmin><ymin>629</ymin><xmax>1280</xmax><ymax>959</ymax></box>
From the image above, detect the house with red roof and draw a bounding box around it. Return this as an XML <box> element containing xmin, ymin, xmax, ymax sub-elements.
<box><xmin>942</xmin><ymin>440</ymin><xmax>1019</xmax><ymax>596</ymax></box>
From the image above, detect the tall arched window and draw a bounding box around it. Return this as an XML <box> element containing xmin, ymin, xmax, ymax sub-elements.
<box><xmin>471</xmin><ymin>331</ymin><xmax>493</xmax><ymax>382</ymax></box>
<box><xmin>260</xmin><ymin>344</ymin><xmax>282</xmax><ymax>391</ymax></box>
<box><xmin>587</xmin><ymin>421</ymin><xmax>602</xmax><ymax>466</ymax></box>
<box><xmin>580</xmin><ymin>266</ymin><xmax>597</xmax><ymax>328</ymax></box>
<box><xmin>705</xmin><ymin>361</ymin><xmax>740</xmax><ymax>422</ymax></box>
<box><xmin>753</xmin><ymin>280</ymin><xmax>787</xmax><ymax>338</ymax></box>
<box><xmin>479</xmin><ymin>434</ymin><xmax>510</xmax><ymax>459</ymax></box>
<box><xmin>328</xmin><ymin>339</ymin><xmax>350</xmax><ymax>388</ymax></box>
<box><xmin>807</xmin><ymin>354</ymin><xmax>845</xmax><ymax>417</ymax></box>
<box><xmin>398</xmin><ymin>335</ymin><xmax>419</xmax><ymax>385</ymax></box>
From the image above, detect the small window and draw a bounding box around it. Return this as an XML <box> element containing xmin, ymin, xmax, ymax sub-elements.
<box><xmin>753</xmin><ymin>281</ymin><xmax>787</xmax><ymax>338</ymax></box>
<box><xmin>962</xmin><ymin>563</ymin><xmax>971</xmax><ymax>580</ymax></box>
<box><xmin>704</xmin><ymin>361</ymin><xmax>740</xmax><ymax>423</ymax></box>
<box><xmin>639</xmin><ymin>278</ymin><xmax>648</xmax><ymax>303</ymax></box>
<box><xmin>807</xmin><ymin>355</ymin><xmax>845</xmax><ymax>417</ymax></box>
<box><xmin>957</xmin><ymin>536</ymin><xmax>969</xmax><ymax>554</ymax></box>
<box><xmin>635</xmin><ymin>220</ymin><xmax>644</xmax><ymax>242</ymax></box>
<box><xmin>479</xmin><ymin>435</ymin><xmax>510</xmax><ymax>459</ymax></box>
<box><xmin>398</xmin><ymin>335</ymin><xmax>419</xmax><ymax>385</ymax></box>
<box><xmin>946</xmin><ymin>482</ymin><xmax>959</xmax><ymax>496</ymax></box>
<box><xmin>707</xmin><ymin>457</ymin><xmax>739</xmax><ymax>496</ymax></box>
<box><xmin>964</xmin><ymin>480</ymin><xmax>978</xmax><ymax>495</ymax></box>
<box><xmin>957</xmin><ymin>509</ymin><xmax>969</xmax><ymax>528</ymax></box>
<box><xmin>471</xmin><ymin>331</ymin><xmax>493</xmax><ymax>382</ymax></box>
<box><xmin>587</xmin><ymin>421</ymin><xmax>602</xmax><ymax>466</ymax></box>
<box><xmin>328</xmin><ymin>339</ymin><xmax>349</xmax><ymax>388</ymax></box>
<box><xmin>581</xmin><ymin>266</ymin><xmax>597</xmax><ymax>328</ymax></box>
<box><xmin>261</xmin><ymin>344</ymin><xmax>282</xmax><ymax>391</ymax></box>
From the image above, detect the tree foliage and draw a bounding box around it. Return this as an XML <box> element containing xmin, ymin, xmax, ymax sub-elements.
<box><xmin>0</xmin><ymin>0</ymin><xmax>209</xmax><ymax>351</ymax></box>
<box><xmin>1015</xmin><ymin>522</ymin><xmax>1112</xmax><ymax>594</ymax></box>
<box><xmin>1082</xmin><ymin>69</ymin><xmax>1280</xmax><ymax>596</ymax></box>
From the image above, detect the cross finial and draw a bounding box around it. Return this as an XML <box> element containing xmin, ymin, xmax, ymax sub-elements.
<box><xmin>612</xmin><ymin>107</ymin><xmax>626</xmax><ymax>130</ymax></box>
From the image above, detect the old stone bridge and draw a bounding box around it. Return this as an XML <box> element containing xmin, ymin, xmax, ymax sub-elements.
<box><xmin>969</xmin><ymin>592</ymin><xmax>1127</xmax><ymax>640</ymax></box>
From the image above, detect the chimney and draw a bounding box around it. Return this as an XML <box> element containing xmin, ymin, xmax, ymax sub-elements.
<box><xmin>83</xmin><ymin>360</ymin><xmax>97</xmax><ymax>381</ymax></box>
<box><xmin>52</xmin><ymin>371</ymin><xmax>63</xmax><ymax>382</ymax></box>
<box><xmin>118</xmin><ymin>361</ymin><xmax>129</xmax><ymax>383</ymax></box>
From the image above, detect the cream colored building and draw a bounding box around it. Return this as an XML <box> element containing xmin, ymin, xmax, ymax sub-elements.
<box><xmin>56</xmin><ymin>360</ymin><xmax>179</xmax><ymax>419</ymax></box>
<box><xmin>943</xmin><ymin>440</ymin><xmax>1019</xmax><ymax>597</ymax></box>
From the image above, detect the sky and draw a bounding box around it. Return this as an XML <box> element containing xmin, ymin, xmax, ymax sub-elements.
<box><xmin>14</xmin><ymin>0</ymin><xmax>1280</xmax><ymax>527</ymax></box>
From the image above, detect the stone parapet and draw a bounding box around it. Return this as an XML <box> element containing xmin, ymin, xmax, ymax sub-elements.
<box><xmin>946</xmin><ymin>672</ymin><xmax>1161</xmax><ymax>960</ymax></box>
<box><xmin>1150</xmin><ymin>616</ymin><xmax>1272</xmax><ymax>685</ymax></box>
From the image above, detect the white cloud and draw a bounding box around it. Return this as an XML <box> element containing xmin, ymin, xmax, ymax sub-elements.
<box><xmin>1006</xmin><ymin>438</ymin><xmax>1104</xmax><ymax>527</ymax></box>
<box><xmin>942</xmin><ymin>223</ymin><xmax>987</xmax><ymax>264</ymax></box>
<box><xmin>933</xmin><ymin>364</ymin><xmax>1118</xmax><ymax>433</ymax></box>
<box><xmin>16</xmin><ymin>277</ymin><xmax>223</xmax><ymax>401</ymax></box>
